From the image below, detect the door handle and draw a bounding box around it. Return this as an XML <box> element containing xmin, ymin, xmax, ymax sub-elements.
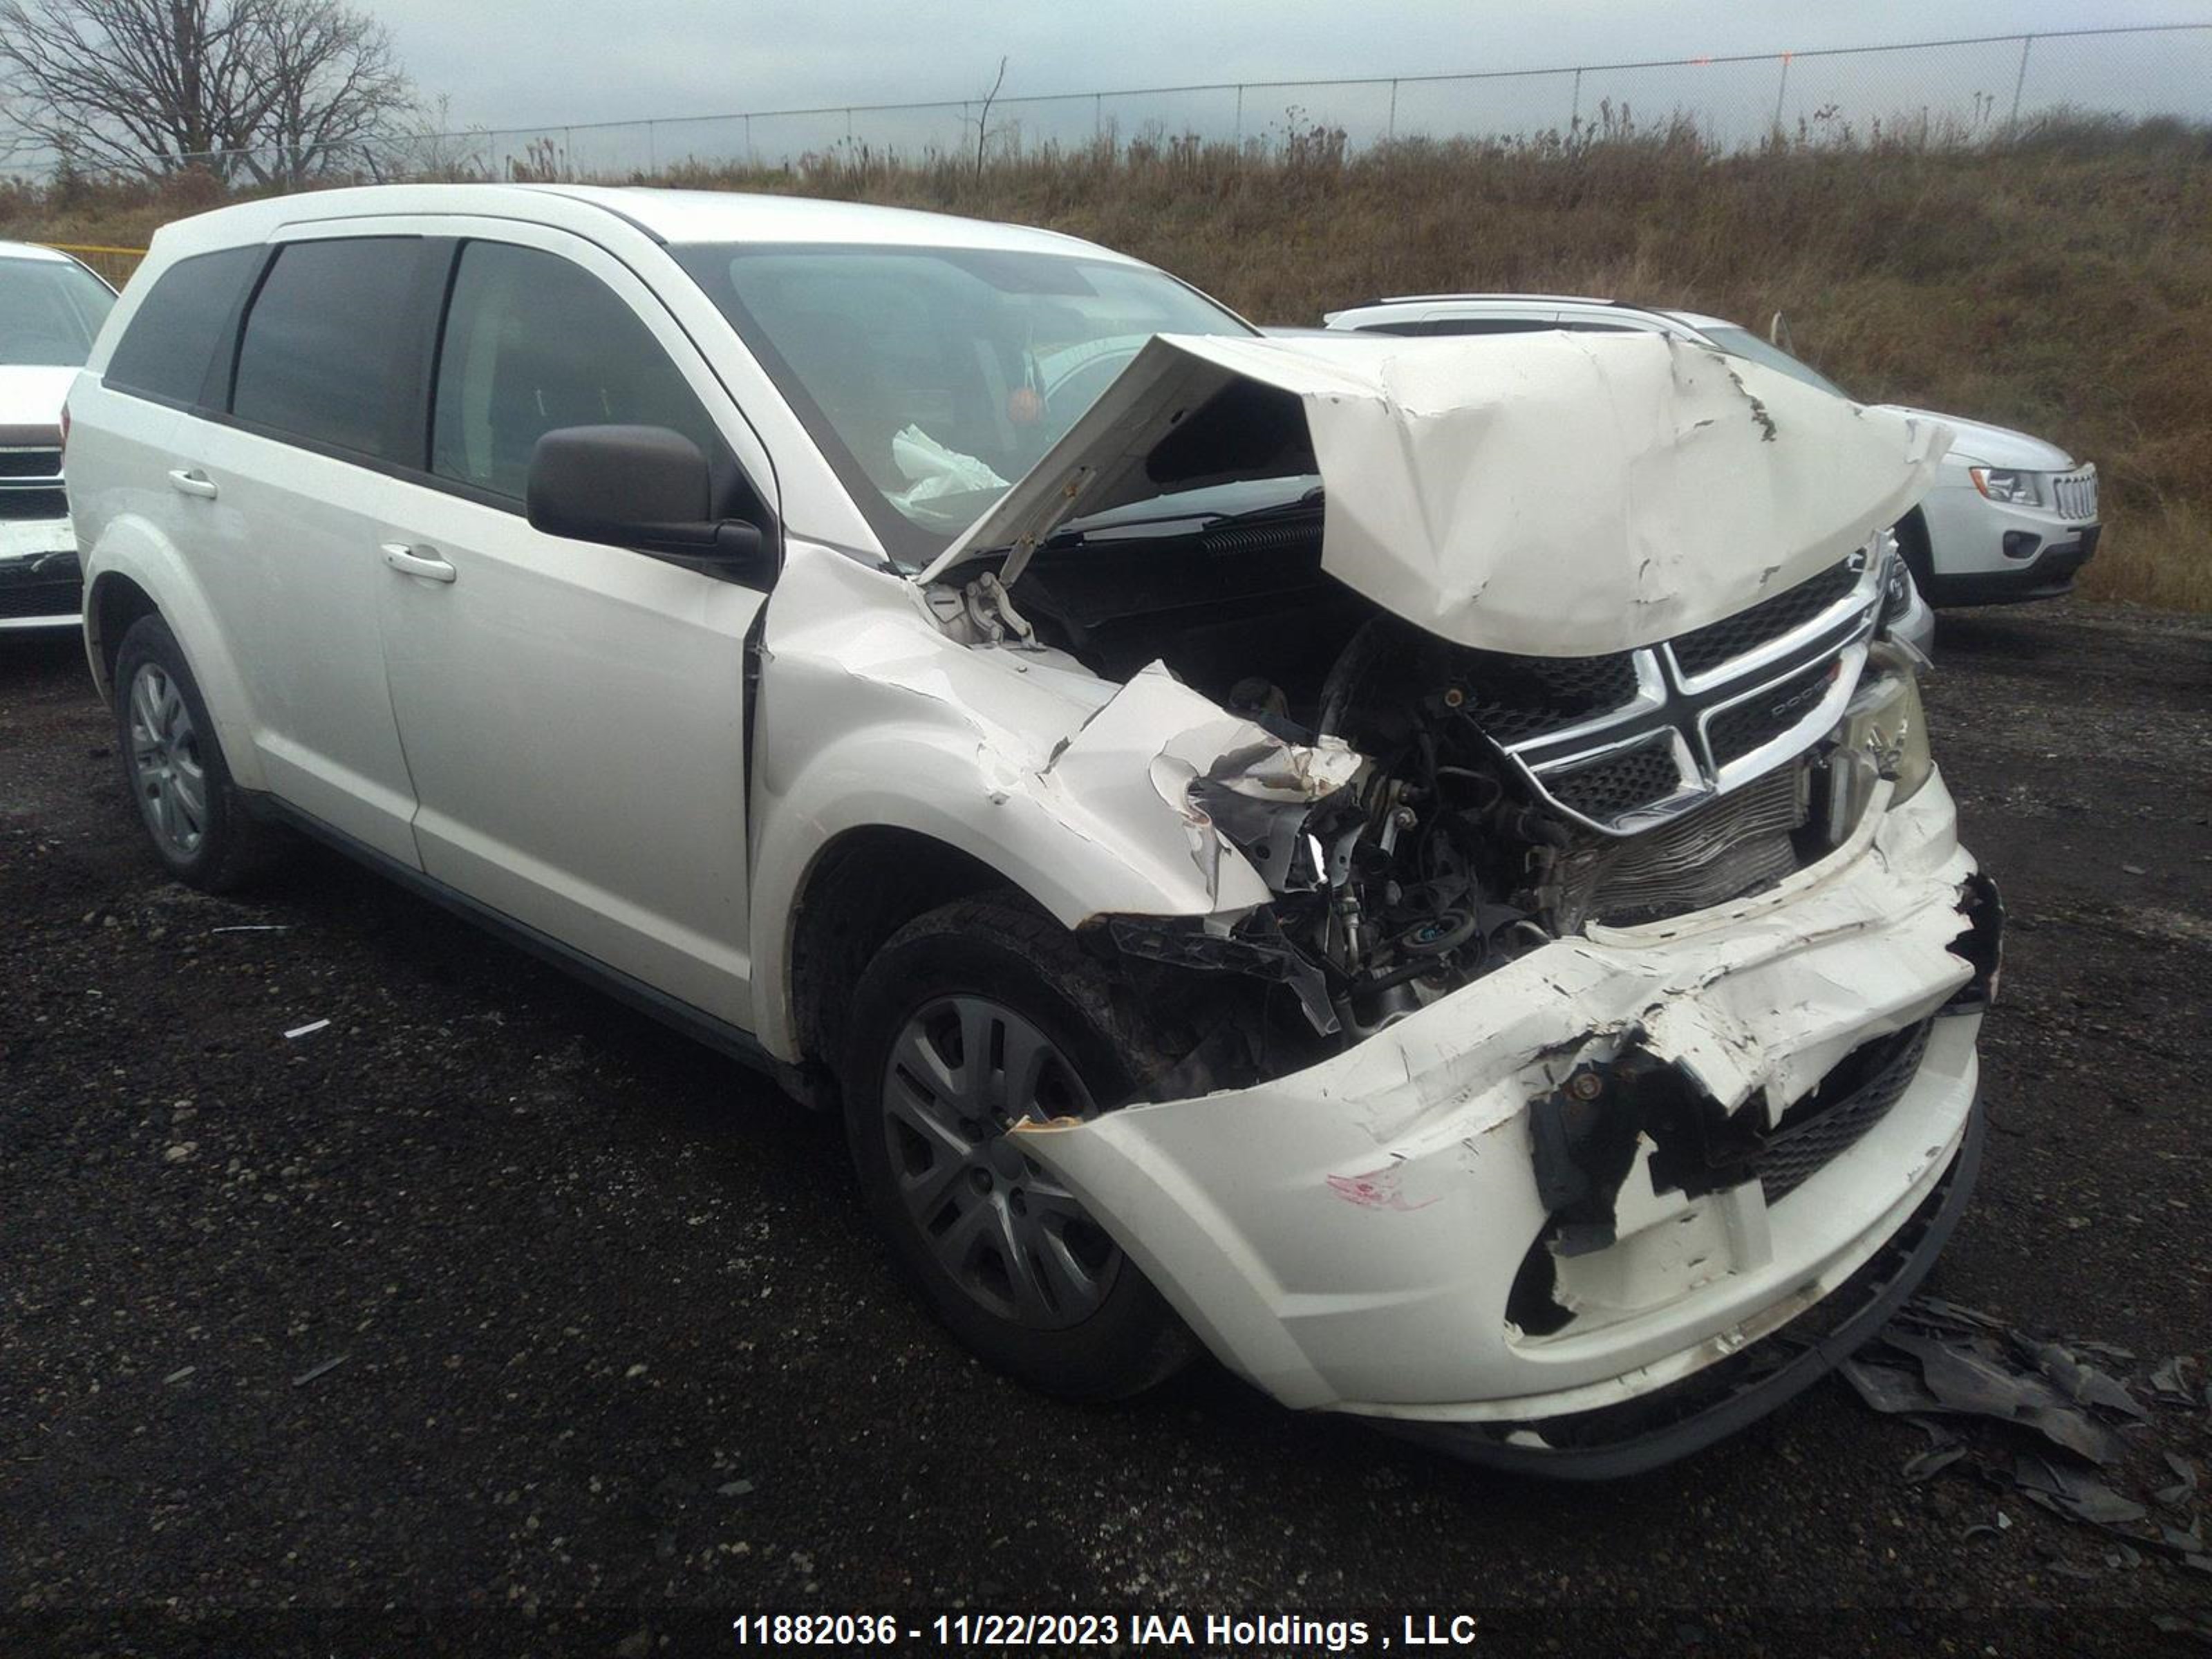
<box><xmin>380</xmin><ymin>543</ymin><xmax>456</xmax><ymax>583</ymax></box>
<box><xmin>167</xmin><ymin>469</ymin><xmax>218</xmax><ymax>499</ymax></box>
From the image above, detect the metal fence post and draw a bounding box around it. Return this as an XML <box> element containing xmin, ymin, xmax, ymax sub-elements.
<box><xmin>648</xmin><ymin>120</ymin><xmax>657</xmax><ymax>175</ymax></box>
<box><xmin>1388</xmin><ymin>79</ymin><xmax>1398</xmax><ymax>141</ymax></box>
<box><xmin>1571</xmin><ymin>67</ymin><xmax>1582</xmax><ymax>131</ymax></box>
<box><xmin>2008</xmin><ymin>35</ymin><xmax>2034</xmax><ymax>131</ymax></box>
<box><xmin>1235</xmin><ymin>84</ymin><xmax>1244</xmax><ymax>143</ymax></box>
<box><xmin>1772</xmin><ymin>54</ymin><xmax>1790</xmax><ymax>131</ymax></box>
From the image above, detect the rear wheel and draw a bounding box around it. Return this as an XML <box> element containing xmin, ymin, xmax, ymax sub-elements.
<box><xmin>843</xmin><ymin>896</ymin><xmax>1193</xmax><ymax>1398</ymax></box>
<box><xmin>113</xmin><ymin>614</ymin><xmax>274</xmax><ymax>892</ymax></box>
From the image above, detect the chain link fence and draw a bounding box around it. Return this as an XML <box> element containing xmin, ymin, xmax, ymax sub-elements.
<box><xmin>176</xmin><ymin>23</ymin><xmax>2212</xmax><ymax>184</ymax></box>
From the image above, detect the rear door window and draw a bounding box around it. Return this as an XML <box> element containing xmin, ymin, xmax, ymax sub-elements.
<box><xmin>102</xmin><ymin>246</ymin><xmax>259</xmax><ymax>406</ymax></box>
<box><xmin>231</xmin><ymin>238</ymin><xmax>420</xmax><ymax>458</ymax></box>
<box><xmin>430</xmin><ymin>240</ymin><xmax>718</xmax><ymax>503</ymax></box>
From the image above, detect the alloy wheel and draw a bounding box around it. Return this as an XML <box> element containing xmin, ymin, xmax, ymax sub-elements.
<box><xmin>127</xmin><ymin>662</ymin><xmax>207</xmax><ymax>858</ymax></box>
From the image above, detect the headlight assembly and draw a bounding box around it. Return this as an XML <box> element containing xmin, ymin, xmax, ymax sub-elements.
<box><xmin>1969</xmin><ymin>467</ymin><xmax>2045</xmax><ymax>507</ymax></box>
<box><xmin>1841</xmin><ymin>657</ymin><xmax>1933</xmax><ymax>806</ymax></box>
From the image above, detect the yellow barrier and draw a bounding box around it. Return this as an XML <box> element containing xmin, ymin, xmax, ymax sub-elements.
<box><xmin>41</xmin><ymin>242</ymin><xmax>150</xmax><ymax>288</ymax></box>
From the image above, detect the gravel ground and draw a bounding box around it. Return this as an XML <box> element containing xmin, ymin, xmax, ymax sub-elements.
<box><xmin>3</xmin><ymin>601</ymin><xmax>2209</xmax><ymax>1655</ymax></box>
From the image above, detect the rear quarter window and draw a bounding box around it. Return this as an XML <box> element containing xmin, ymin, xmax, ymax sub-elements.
<box><xmin>232</xmin><ymin>238</ymin><xmax>421</xmax><ymax>459</ymax></box>
<box><xmin>102</xmin><ymin>246</ymin><xmax>261</xmax><ymax>407</ymax></box>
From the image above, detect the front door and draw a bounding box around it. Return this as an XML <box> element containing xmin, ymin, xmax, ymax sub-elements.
<box><xmin>377</xmin><ymin>230</ymin><xmax>776</xmax><ymax>1027</ymax></box>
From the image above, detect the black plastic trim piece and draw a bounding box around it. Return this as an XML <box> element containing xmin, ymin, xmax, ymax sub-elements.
<box><xmin>1915</xmin><ymin>529</ymin><xmax>2100</xmax><ymax>608</ymax></box>
<box><xmin>250</xmin><ymin>794</ymin><xmax>780</xmax><ymax>1076</ymax></box>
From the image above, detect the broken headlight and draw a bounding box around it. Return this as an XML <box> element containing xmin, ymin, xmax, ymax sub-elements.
<box><xmin>1838</xmin><ymin>652</ymin><xmax>1933</xmax><ymax>806</ymax></box>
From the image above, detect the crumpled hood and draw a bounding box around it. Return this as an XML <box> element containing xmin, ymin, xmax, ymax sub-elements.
<box><xmin>920</xmin><ymin>331</ymin><xmax>1951</xmax><ymax>658</ymax></box>
<box><xmin>1868</xmin><ymin>404</ymin><xmax>2073</xmax><ymax>471</ymax></box>
<box><xmin>0</xmin><ymin>364</ymin><xmax>75</xmax><ymax>439</ymax></box>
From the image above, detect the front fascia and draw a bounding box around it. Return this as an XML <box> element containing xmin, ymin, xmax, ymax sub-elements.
<box><xmin>1009</xmin><ymin>774</ymin><xmax>1981</xmax><ymax>1418</ymax></box>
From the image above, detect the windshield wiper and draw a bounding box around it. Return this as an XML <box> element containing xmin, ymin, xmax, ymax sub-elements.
<box><xmin>1048</xmin><ymin>483</ymin><xmax>1326</xmax><ymax>545</ymax></box>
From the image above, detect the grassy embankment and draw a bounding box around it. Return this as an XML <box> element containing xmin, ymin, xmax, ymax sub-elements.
<box><xmin>7</xmin><ymin>114</ymin><xmax>2208</xmax><ymax>609</ymax></box>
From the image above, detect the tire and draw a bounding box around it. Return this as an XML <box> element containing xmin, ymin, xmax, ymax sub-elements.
<box><xmin>842</xmin><ymin>894</ymin><xmax>1195</xmax><ymax>1400</ymax></box>
<box><xmin>112</xmin><ymin>613</ymin><xmax>276</xmax><ymax>892</ymax></box>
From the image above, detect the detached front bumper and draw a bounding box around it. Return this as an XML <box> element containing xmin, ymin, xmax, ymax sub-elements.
<box><xmin>1016</xmin><ymin>774</ymin><xmax>1994</xmax><ymax>1472</ymax></box>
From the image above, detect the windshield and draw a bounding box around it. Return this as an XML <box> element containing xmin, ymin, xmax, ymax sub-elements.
<box><xmin>1700</xmin><ymin>325</ymin><xmax>1852</xmax><ymax>401</ymax></box>
<box><xmin>677</xmin><ymin>242</ymin><xmax>1253</xmax><ymax>565</ymax></box>
<box><xmin>0</xmin><ymin>256</ymin><xmax>116</xmax><ymax>367</ymax></box>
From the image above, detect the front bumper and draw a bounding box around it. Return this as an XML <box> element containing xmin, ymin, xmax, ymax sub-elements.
<box><xmin>1016</xmin><ymin>774</ymin><xmax>1989</xmax><ymax>1467</ymax></box>
<box><xmin>1913</xmin><ymin>478</ymin><xmax>2100</xmax><ymax>606</ymax></box>
<box><xmin>0</xmin><ymin>527</ymin><xmax>83</xmax><ymax>630</ymax></box>
<box><xmin>1382</xmin><ymin>1091</ymin><xmax>1981</xmax><ymax>1476</ymax></box>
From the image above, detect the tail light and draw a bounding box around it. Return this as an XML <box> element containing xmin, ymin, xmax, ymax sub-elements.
<box><xmin>59</xmin><ymin>401</ymin><xmax>70</xmax><ymax>458</ymax></box>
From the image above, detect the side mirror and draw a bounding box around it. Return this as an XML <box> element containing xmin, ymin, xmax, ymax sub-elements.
<box><xmin>525</xmin><ymin>424</ymin><xmax>767</xmax><ymax>576</ymax></box>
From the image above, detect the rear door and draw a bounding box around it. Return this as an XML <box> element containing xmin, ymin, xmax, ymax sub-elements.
<box><xmin>374</xmin><ymin>226</ymin><xmax>778</xmax><ymax>1026</ymax></box>
<box><xmin>171</xmin><ymin>232</ymin><xmax>435</xmax><ymax>863</ymax></box>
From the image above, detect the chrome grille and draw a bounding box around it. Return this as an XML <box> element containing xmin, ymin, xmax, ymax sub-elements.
<box><xmin>1461</xmin><ymin>649</ymin><xmax>1642</xmax><ymax>744</ymax></box>
<box><xmin>1547</xmin><ymin>734</ymin><xmax>1689</xmax><ymax>823</ymax></box>
<box><xmin>1671</xmin><ymin>558</ymin><xmax>1861</xmax><ymax>679</ymax></box>
<box><xmin>1478</xmin><ymin>551</ymin><xmax>1882</xmax><ymax>835</ymax></box>
<box><xmin>2050</xmin><ymin>467</ymin><xmax>2099</xmax><ymax>523</ymax></box>
<box><xmin>1704</xmin><ymin>655</ymin><xmax>1846</xmax><ymax>767</ymax></box>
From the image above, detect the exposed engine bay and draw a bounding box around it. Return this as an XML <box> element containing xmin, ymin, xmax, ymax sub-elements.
<box><xmin>930</xmin><ymin>489</ymin><xmax>1924</xmax><ymax>1069</ymax></box>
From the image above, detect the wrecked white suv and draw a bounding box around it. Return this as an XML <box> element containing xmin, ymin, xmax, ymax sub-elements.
<box><xmin>67</xmin><ymin>187</ymin><xmax>2000</xmax><ymax>1475</ymax></box>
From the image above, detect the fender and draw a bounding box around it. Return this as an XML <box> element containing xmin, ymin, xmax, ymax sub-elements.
<box><xmin>83</xmin><ymin>512</ymin><xmax>270</xmax><ymax>794</ymax></box>
<box><xmin>745</xmin><ymin>543</ymin><xmax>1277</xmax><ymax>1060</ymax></box>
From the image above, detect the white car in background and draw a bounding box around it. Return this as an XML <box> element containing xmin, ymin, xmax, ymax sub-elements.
<box><xmin>0</xmin><ymin>241</ymin><xmax>118</xmax><ymax>630</ymax></box>
<box><xmin>1323</xmin><ymin>295</ymin><xmax>2101</xmax><ymax>615</ymax></box>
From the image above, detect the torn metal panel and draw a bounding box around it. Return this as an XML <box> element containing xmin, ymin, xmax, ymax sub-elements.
<box><xmin>747</xmin><ymin>544</ymin><xmax>1360</xmax><ymax>1054</ymax></box>
<box><xmin>1034</xmin><ymin>660</ymin><xmax>1361</xmax><ymax>909</ymax></box>
<box><xmin>1011</xmin><ymin>778</ymin><xmax>1984</xmax><ymax>1418</ymax></box>
<box><xmin>919</xmin><ymin>330</ymin><xmax>1951</xmax><ymax>659</ymax></box>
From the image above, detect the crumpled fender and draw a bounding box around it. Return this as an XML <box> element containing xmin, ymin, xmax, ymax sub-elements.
<box><xmin>746</xmin><ymin>541</ymin><xmax>1354</xmax><ymax>1059</ymax></box>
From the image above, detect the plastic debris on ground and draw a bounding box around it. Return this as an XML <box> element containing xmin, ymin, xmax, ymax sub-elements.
<box><xmin>1840</xmin><ymin>1295</ymin><xmax>2206</xmax><ymax>1573</ymax></box>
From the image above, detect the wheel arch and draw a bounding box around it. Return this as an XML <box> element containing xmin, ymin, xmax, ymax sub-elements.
<box><xmin>1892</xmin><ymin>504</ymin><xmax>1936</xmax><ymax>589</ymax></box>
<box><xmin>82</xmin><ymin>518</ymin><xmax>269</xmax><ymax>791</ymax></box>
<box><xmin>775</xmin><ymin>824</ymin><xmax>1011</xmax><ymax>1105</ymax></box>
<box><xmin>85</xmin><ymin>570</ymin><xmax>159</xmax><ymax>697</ymax></box>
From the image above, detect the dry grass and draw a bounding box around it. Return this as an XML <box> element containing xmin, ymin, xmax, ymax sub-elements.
<box><xmin>7</xmin><ymin>114</ymin><xmax>2210</xmax><ymax>610</ymax></box>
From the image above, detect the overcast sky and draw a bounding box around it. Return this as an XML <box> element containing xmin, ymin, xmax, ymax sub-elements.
<box><xmin>375</xmin><ymin>1</ymin><xmax>2212</xmax><ymax>134</ymax></box>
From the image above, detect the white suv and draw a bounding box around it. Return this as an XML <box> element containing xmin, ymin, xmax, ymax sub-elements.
<box><xmin>1</xmin><ymin>241</ymin><xmax>117</xmax><ymax>630</ymax></box>
<box><xmin>68</xmin><ymin>187</ymin><xmax>2000</xmax><ymax>1474</ymax></box>
<box><xmin>1325</xmin><ymin>295</ymin><xmax>2101</xmax><ymax>612</ymax></box>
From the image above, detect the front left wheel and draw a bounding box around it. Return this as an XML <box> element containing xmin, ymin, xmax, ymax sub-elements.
<box><xmin>841</xmin><ymin>896</ymin><xmax>1195</xmax><ymax>1400</ymax></box>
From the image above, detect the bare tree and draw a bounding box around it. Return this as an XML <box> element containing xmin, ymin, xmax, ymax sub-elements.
<box><xmin>972</xmin><ymin>55</ymin><xmax>1007</xmax><ymax>179</ymax></box>
<box><xmin>243</xmin><ymin>0</ymin><xmax>413</xmax><ymax>183</ymax></box>
<box><xmin>0</xmin><ymin>0</ymin><xmax>413</xmax><ymax>182</ymax></box>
